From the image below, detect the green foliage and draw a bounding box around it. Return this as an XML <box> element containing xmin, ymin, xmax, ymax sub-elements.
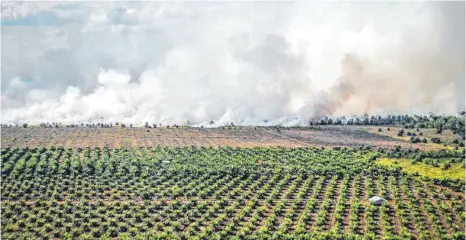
<box><xmin>313</xmin><ymin>114</ymin><xmax>465</xmax><ymax>137</ymax></box>
<box><xmin>1</xmin><ymin>146</ymin><xmax>464</xmax><ymax>239</ymax></box>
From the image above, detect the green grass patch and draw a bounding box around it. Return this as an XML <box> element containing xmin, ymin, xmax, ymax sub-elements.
<box><xmin>376</xmin><ymin>157</ymin><xmax>465</xmax><ymax>180</ymax></box>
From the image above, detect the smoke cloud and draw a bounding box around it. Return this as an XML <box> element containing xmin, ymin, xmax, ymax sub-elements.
<box><xmin>1</xmin><ymin>2</ymin><xmax>464</xmax><ymax>126</ymax></box>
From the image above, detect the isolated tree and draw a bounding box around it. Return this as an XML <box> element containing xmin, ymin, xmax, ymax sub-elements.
<box><xmin>397</xmin><ymin>130</ymin><xmax>404</xmax><ymax>136</ymax></box>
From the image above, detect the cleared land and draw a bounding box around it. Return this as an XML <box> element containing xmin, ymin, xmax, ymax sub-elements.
<box><xmin>0</xmin><ymin>126</ymin><xmax>455</xmax><ymax>150</ymax></box>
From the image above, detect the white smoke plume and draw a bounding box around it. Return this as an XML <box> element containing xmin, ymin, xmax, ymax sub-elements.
<box><xmin>1</xmin><ymin>2</ymin><xmax>464</xmax><ymax>126</ymax></box>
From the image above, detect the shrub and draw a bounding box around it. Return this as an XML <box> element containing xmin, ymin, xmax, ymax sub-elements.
<box><xmin>442</xmin><ymin>163</ymin><xmax>452</xmax><ymax>170</ymax></box>
<box><xmin>410</xmin><ymin>137</ymin><xmax>421</xmax><ymax>143</ymax></box>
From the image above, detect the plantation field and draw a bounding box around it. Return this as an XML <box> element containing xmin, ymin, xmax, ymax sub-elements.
<box><xmin>1</xmin><ymin>146</ymin><xmax>464</xmax><ymax>239</ymax></box>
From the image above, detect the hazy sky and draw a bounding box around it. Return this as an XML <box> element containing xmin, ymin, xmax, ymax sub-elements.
<box><xmin>1</xmin><ymin>1</ymin><xmax>464</xmax><ymax>125</ymax></box>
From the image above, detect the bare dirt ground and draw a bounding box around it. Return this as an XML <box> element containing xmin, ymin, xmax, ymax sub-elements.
<box><xmin>0</xmin><ymin>125</ymin><xmax>451</xmax><ymax>150</ymax></box>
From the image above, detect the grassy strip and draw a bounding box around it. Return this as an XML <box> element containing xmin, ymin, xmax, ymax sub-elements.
<box><xmin>376</xmin><ymin>157</ymin><xmax>464</xmax><ymax>180</ymax></box>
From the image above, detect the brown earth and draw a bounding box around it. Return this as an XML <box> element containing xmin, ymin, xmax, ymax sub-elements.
<box><xmin>0</xmin><ymin>125</ymin><xmax>451</xmax><ymax>150</ymax></box>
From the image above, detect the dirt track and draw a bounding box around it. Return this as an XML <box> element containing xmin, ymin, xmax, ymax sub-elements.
<box><xmin>2</xmin><ymin>125</ymin><xmax>450</xmax><ymax>150</ymax></box>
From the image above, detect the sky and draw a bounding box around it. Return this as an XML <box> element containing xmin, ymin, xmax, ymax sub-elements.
<box><xmin>1</xmin><ymin>1</ymin><xmax>465</xmax><ymax>126</ymax></box>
